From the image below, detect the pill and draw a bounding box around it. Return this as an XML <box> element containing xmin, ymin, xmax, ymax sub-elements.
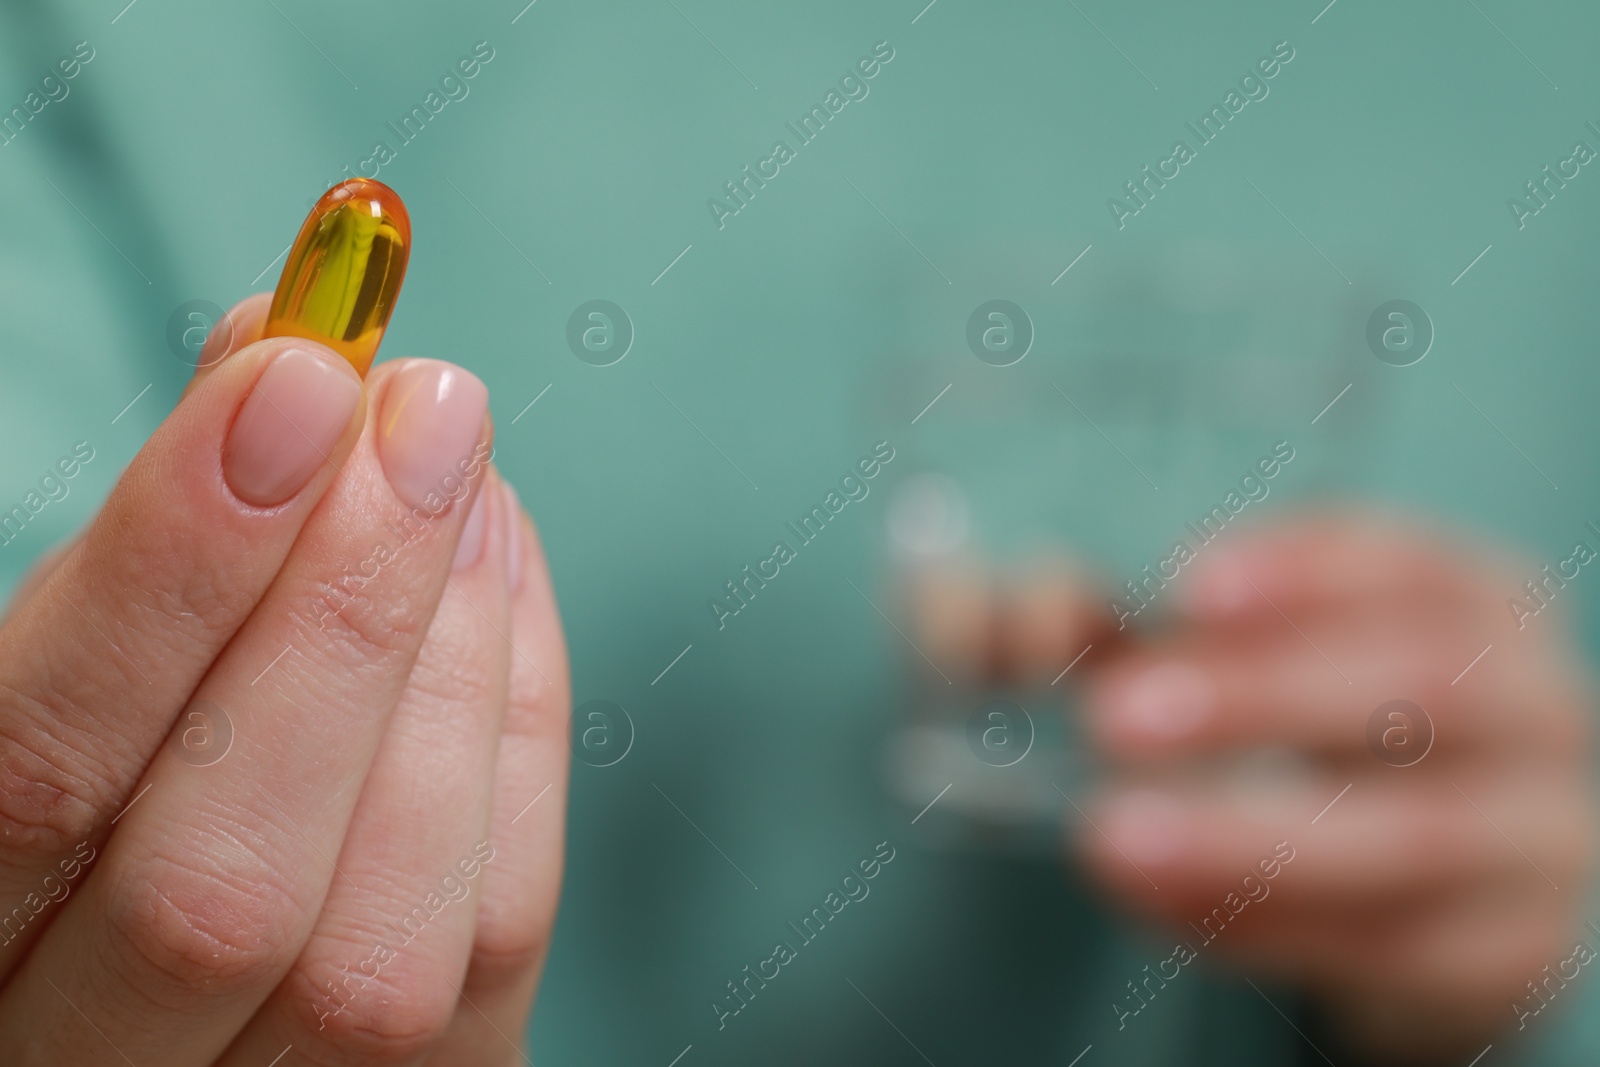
<box><xmin>263</xmin><ymin>178</ymin><xmax>410</xmax><ymax>377</ymax></box>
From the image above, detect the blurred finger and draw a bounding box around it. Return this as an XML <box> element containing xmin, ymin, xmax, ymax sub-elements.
<box><xmin>903</xmin><ymin>557</ymin><xmax>992</xmax><ymax>685</ymax></box>
<box><xmin>1175</xmin><ymin>510</ymin><xmax>1520</xmax><ymax>622</ymax></box>
<box><xmin>1200</xmin><ymin>887</ymin><xmax>1576</xmax><ymax>1058</ymax></box>
<box><xmin>906</xmin><ymin>555</ymin><xmax>1117</xmax><ymax>687</ymax></box>
<box><xmin>1084</xmin><ymin>612</ymin><xmax>1584</xmax><ymax>757</ymax></box>
<box><xmin>1076</xmin><ymin>771</ymin><xmax>1590</xmax><ymax>913</ymax></box>
<box><xmin>993</xmin><ymin>556</ymin><xmax>1119</xmax><ymax>686</ymax></box>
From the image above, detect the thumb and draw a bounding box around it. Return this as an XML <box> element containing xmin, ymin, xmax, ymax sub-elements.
<box><xmin>181</xmin><ymin>291</ymin><xmax>272</xmax><ymax>397</ymax></box>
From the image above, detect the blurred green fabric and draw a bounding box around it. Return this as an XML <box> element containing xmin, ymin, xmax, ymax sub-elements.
<box><xmin>3</xmin><ymin>0</ymin><xmax>1600</xmax><ymax>1062</ymax></box>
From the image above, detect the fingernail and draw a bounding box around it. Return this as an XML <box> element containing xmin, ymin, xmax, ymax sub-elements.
<box><xmin>1105</xmin><ymin>663</ymin><xmax>1213</xmax><ymax>741</ymax></box>
<box><xmin>223</xmin><ymin>346</ymin><xmax>361</xmax><ymax>506</ymax></box>
<box><xmin>1099</xmin><ymin>790</ymin><xmax>1192</xmax><ymax>867</ymax></box>
<box><xmin>377</xmin><ymin>360</ymin><xmax>489</xmax><ymax>509</ymax></box>
<box><xmin>501</xmin><ymin>480</ymin><xmax>525</xmax><ymax>592</ymax></box>
<box><xmin>452</xmin><ymin>485</ymin><xmax>490</xmax><ymax>571</ymax></box>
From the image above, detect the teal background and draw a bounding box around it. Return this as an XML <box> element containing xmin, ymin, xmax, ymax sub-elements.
<box><xmin>3</xmin><ymin>0</ymin><xmax>1600</xmax><ymax>1061</ymax></box>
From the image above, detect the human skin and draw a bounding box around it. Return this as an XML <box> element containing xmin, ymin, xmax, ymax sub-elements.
<box><xmin>910</xmin><ymin>514</ymin><xmax>1599</xmax><ymax>1063</ymax></box>
<box><xmin>0</xmin><ymin>293</ymin><xmax>570</xmax><ymax>1066</ymax></box>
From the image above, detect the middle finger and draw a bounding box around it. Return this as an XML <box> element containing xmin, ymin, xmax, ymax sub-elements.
<box><xmin>220</xmin><ymin>474</ymin><xmax>515</xmax><ymax>1067</ymax></box>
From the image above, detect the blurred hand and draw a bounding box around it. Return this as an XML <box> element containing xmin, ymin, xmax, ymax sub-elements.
<box><xmin>915</xmin><ymin>512</ymin><xmax>1599</xmax><ymax>1063</ymax></box>
<box><xmin>0</xmin><ymin>295</ymin><xmax>569</xmax><ymax>1065</ymax></box>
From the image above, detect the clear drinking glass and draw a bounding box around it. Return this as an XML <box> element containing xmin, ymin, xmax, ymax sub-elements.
<box><xmin>875</xmin><ymin>239</ymin><xmax>1369</xmax><ymax>856</ymax></box>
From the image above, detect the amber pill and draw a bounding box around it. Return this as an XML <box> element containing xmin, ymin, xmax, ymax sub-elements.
<box><xmin>264</xmin><ymin>178</ymin><xmax>410</xmax><ymax>377</ymax></box>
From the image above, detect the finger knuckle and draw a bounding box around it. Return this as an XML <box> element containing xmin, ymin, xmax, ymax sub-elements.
<box><xmin>298</xmin><ymin>585</ymin><xmax>428</xmax><ymax>673</ymax></box>
<box><xmin>101</xmin><ymin>842</ymin><xmax>305</xmax><ymax>1003</ymax></box>
<box><xmin>143</xmin><ymin>553</ymin><xmax>258</xmax><ymax>638</ymax></box>
<box><xmin>90</xmin><ymin>509</ymin><xmax>267</xmax><ymax>656</ymax></box>
<box><xmin>291</xmin><ymin>959</ymin><xmax>458</xmax><ymax>1064</ymax></box>
<box><xmin>505</xmin><ymin>668</ymin><xmax>571</xmax><ymax>748</ymax></box>
<box><xmin>0</xmin><ymin>686</ymin><xmax>109</xmax><ymax>857</ymax></box>
<box><xmin>468</xmin><ymin>911</ymin><xmax>549</xmax><ymax>988</ymax></box>
<box><xmin>405</xmin><ymin>650</ymin><xmax>497</xmax><ymax>715</ymax></box>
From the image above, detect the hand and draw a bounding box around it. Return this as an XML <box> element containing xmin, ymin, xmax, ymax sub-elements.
<box><xmin>0</xmin><ymin>294</ymin><xmax>570</xmax><ymax>1065</ymax></box>
<box><xmin>1076</xmin><ymin>512</ymin><xmax>1597</xmax><ymax>1061</ymax></box>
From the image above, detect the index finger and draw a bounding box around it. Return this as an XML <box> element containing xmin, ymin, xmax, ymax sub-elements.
<box><xmin>0</xmin><ymin>336</ymin><xmax>364</xmax><ymax>973</ymax></box>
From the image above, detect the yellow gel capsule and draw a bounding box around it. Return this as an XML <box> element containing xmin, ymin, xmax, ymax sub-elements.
<box><xmin>264</xmin><ymin>178</ymin><xmax>410</xmax><ymax>377</ymax></box>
